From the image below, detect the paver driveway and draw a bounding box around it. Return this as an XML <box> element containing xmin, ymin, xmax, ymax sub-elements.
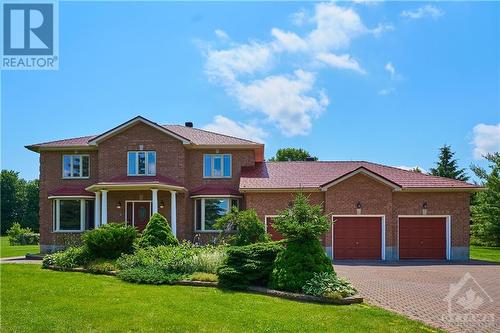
<box><xmin>335</xmin><ymin>260</ymin><xmax>500</xmax><ymax>333</ymax></box>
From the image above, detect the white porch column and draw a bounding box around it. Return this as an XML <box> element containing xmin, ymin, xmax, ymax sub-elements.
<box><xmin>101</xmin><ymin>190</ymin><xmax>108</xmax><ymax>225</ymax></box>
<box><xmin>151</xmin><ymin>189</ymin><xmax>159</xmax><ymax>214</ymax></box>
<box><xmin>170</xmin><ymin>191</ymin><xmax>177</xmax><ymax>238</ymax></box>
<box><xmin>94</xmin><ymin>192</ymin><xmax>101</xmax><ymax>228</ymax></box>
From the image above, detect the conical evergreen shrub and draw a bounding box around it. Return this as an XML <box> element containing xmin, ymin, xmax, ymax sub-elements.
<box><xmin>138</xmin><ymin>213</ymin><xmax>178</xmax><ymax>247</ymax></box>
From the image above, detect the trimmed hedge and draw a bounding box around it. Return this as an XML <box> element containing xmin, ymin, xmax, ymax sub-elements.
<box><xmin>217</xmin><ymin>241</ymin><xmax>284</xmax><ymax>290</ymax></box>
<box><xmin>82</xmin><ymin>223</ymin><xmax>137</xmax><ymax>259</ymax></box>
<box><xmin>269</xmin><ymin>239</ymin><xmax>333</xmax><ymax>292</ymax></box>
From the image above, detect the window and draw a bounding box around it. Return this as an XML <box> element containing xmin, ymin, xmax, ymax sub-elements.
<box><xmin>53</xmin><ymin>199</ymin><xmax>94</xmax><ymax>232</ymax></box>
<box><xmin>62</xmin><ymin>155</ymin><xmax>90</xmax><ymax>178</ymax></box>
<box><xmin>128</xmin><ymin>151</ymin><xmax>156</xmax><ymax>176</ymax></box>
<box><xmin>203</xmin><ymin>154</ymin><xmax>232</xmax><ymax>178</ymax></box>
<box><xmin>194</xmin><ymin>198</ymin><xmax>239</xmax><ymax>231</ymax></box>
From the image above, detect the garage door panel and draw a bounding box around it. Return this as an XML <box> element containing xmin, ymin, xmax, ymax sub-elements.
<box><xmin>399</xmin><ymin>217</ymin><xmax>446</xmax><ymax>260</ymax></box>
<box><xmin>334</xmin><ymin>217</ymin><xmax>382</xmax><ymax>260</ymax></box>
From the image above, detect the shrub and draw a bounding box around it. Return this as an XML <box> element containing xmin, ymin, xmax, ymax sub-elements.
<box><xmin>272</xmin><ymin>193</ymin><xmax>330</xmax><ymax>241</ymax></box>
<box><xmin>190</xmin><ymin>272</ymin><xmax>218</xmax><ymax>282</ymax></box>
<box><xmin>118</xmin><ymin>267</ymin><xmax>186</xmax><ymax>284</ymax></box>
<box><xmin>6</xmin><ymin>222</ymin><xmax>39</xmax><ymax>245</ymax></box>
<box><xmin>269</xmin><ymin>239</ymin><xmax>333</xmax><ymax>292</ymax></box>
<box><xmin>214</xmin><ymin>207</ymin><xmax>270</xmax><ymax>246</ymax></box>
<box><xmin>137</xmin><ymin>213</ymin><xmax>178</xmax><ymax>248</ymax></box>
<box><xmin>84</xmin><ymin>258</ymin><xmax>117</xmax><ymax>274</ymax></box>
<box><xmin>217</xmin><ymin>241</ymin><xmax>284</xmax><ymax>289</ymax></box>
<box><xmin>302</xmin><ymin>272</ymin><xmax>357</xmax><ymax>299</ymax></box>
<box><xmin>42</xmin><ymin>246</ymin><xmax>92</xmax><ymax>269</ymax></box>
<box><xmin>82</xmin><ymin>223</ymin><xmax>137</xmax><ymax>259</ymax></box>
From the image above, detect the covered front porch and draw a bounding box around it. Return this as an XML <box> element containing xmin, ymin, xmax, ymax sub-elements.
<box><xmin>86</xmin><ymin>176</ymin><xmax>186</xmax><ymax>236</ymax></box>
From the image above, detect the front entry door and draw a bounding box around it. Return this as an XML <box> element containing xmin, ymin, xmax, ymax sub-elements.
<box><xmin>134</xmin><ymin>202</ymin><xmax>151</xmax><ymax>231</ymax></box>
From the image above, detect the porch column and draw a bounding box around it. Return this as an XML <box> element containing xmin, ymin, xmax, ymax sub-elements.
<box><xmin>170</xmin><ymin>191</ymin><xmax>177</xmax><ymax>238</ymax></box>
<box><xmin>151</xmin><ymin>189</ymin><xmax>159</xmax><ymax>214</ymax></box>
<box><xmin>101</xmin><ymin>190</ymin><xmax>108</xmax><ymax>225</ymax></box>
<box><xmin>94</xmin><ymin>192</ymin><xmax>101</xmax><ymax>228</ymax></box>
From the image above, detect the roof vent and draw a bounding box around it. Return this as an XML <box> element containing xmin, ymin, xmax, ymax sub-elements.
<box><xmin>305</xmin><ymin>157</ymin><xmax>316</xmax><ymax>161</ymax></box>
<box><xmin>185</xmin><ymin>122</ymin><xmax>193</xmax><ymax>128</ymax></box>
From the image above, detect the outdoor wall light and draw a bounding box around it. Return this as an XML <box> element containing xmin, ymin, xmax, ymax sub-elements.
<box><xmin>160</xmin><ymin>200</ymin><xmax>165</xmax><ymax>209</ymax></box>
<box><xmin>422</xmin><ymin>201</ymin><xmax>428</xmax><ymax>209</ymax></box>
<box><xmin>356</xmin><ymin>201</ymin><xmax>362</xmax><ymax>209</ymax></box>
<box><xmin>116</xmin><ymin>201</ymin><xmax>122</xmax><ymax>209</ymax></box>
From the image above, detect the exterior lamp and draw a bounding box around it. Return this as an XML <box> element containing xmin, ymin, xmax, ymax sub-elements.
<box><xmin>116</xmin><ymin>201</ymin><xmax>122</xmax><ymax>209</ymax></box>
<box><xmin>356</xmin><ymin>201</ymin><xmax>362</xmax><ymax>209</ymax></box>
<box><xmin>160</xmin><ymin>200</ymin><xmax>165</xmax><ymax>209</ymax></box>
<box><xmin>422</xmin><ymin>202</ymin><xmax>428</xmax><ymax>209</ymax></box>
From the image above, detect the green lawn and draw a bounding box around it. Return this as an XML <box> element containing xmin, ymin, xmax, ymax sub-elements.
<box><xmin>470</xmin><ymin>245</ymin><xmax>500</xmax><ymax>263</ymax></box>
<box><xmin>0</xmin><ymin>264</ymin><xmax>439</xmax><ymax>333</ymax></box>
<box><xmin>0</xmin><ymin>236</ymin><xmax>39</xmax><ymax>258</ymax></box>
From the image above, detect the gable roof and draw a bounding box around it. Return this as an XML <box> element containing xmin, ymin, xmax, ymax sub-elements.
<box><xmin>239</xmin><ymin>161</ymin><xmax>481</xmax><ymax>191</ymax></box>
<box><xmin>25</xmin><ymin>116</ymin><xmax>263</xmax><ymax>152</ymax></box>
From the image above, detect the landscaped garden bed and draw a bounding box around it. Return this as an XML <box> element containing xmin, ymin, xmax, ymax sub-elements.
<box><xmin>41</xmin><ymin>194</ymin><xmax>360</xmax><ymax>306</ymax></box>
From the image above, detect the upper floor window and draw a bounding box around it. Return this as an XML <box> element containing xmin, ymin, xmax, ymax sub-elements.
<box><xmin>128</xmin><ymin>151</ymin><xmax>156</xmax><ymax>176</ymax></box>
<box><xmin>204</xmin><ymin>154</ymin><xmax>231</xmax><ymax>178</ymax></box>
<box><xmin>63</xmin><ymin>155</ymin><xmax>90</xmax><ymax>178</ymax></box>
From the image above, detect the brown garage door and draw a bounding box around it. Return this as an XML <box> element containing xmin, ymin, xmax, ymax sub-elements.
<box><xmin>266</xmin><ymin>217</ymin><xmax>285</xmax><ymax>241</ymax></box>
<box><xmin>399</xmin><ymin>217</ymin><xmax>446</xmax><ymax>259</ymax></box>
<box><xmin>334</xmin><ymin>217</ymin><xmax>381</xmax><ymax>259</ymax></box>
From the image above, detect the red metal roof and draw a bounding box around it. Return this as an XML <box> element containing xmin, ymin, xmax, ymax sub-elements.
<box><xmin>189</xmin><ymin>185</ymin><xmax>241</xmax><ymax>197</ymax></box>
<box><xmin>239</xmin><ymin>161</ymin><xmax>480</xmax><ymax>190</ymax></box>
<box><xmin>98</xmin><ymin>175</ymin><xmax>184</xmax><ymax>187</ymax></box>
<box><xmin>48</xmin><ymin>186</ymin><xmax>95</xmax><ymax>197</ymax></box>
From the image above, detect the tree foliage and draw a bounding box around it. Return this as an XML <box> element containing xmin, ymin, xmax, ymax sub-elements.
<box><xmin>269</xmin><ymin>148</ymin><xmax>318</xmax><ymax>162</ymax></box>
<box><xmin>214</xmin><ymin>207</ymin><xmax>270</xmax><ymax>246</ymax></box>
<box><xmin>138</xmin><ymin>213</ymin><xmax>178</xmax><ymax>248</ymax></box>
<box><xmin>0</xmin><ymin>170</ymin><xmax>39</xmax><ymax>234</ymax></box>
<box><xmin>429</xmin><ymin>145</ymin><xmax>469</xmax><ymax>181</ymax></box>
<box><xmin>471</xmin><ymin>153</ymin><xmax>500</xmax><ymax>246</ymax></box>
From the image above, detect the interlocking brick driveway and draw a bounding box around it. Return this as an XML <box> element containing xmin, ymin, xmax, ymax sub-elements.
<box><xmin>335</xmin><ymin>260</ymin><xmax>500</xmax><ymax>333</ymax></box>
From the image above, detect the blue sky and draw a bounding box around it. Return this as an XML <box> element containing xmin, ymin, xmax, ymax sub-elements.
<box><xmin>2</xmin><ymin>1</ymin><xmax>499</xmax><ymax>181</ymax></box>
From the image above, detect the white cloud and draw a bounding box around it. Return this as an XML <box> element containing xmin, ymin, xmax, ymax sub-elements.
<box><xmin>271</xmin><ymin>28</ymin><xmax>308</xmax><ymax>53</ymax></box>
<box><xmin>401</xmin><ymin>5</ymin><xmax>444</xmax><ymax>20</ymax></box>
<box><xmin>316</xmin><ymin>52</ymin><xmax>366</xmax><ymax>74</ymax></box>
<box><xmin>472</xmin><ymin>123</ymin><xmax>500</xmax><ymax>159</ymax></box>
<box><xmin>385</xmin><ymin>62</ymin><xmax>395</xmax><ymax>76</ymax></box>
<box><xmin>203</xmin><ymin>115</ymin><xmax>268</xmax><ymax>143</ymax></box>
<box><xmin>291</xmin><ymin>8</ymin><xmax>308</xmax><ymax>26</ymax></box>
<box><xmin>204</xmin><ymin>42</ymin><xmax>272</xmax><ymax>82</ymax></box>
<box><xmin>307</xmin><ymin>3</ymin><xmax>367</xmax><ymax>51</ymax></box>
<box><xmin>352</xmin><ymin>0</ymin><xmax>382</xmax><ymax>6</ymax></box>
<box><xmin>395</xmin><ymin>165</ymin><xmax>428</xmax><ymax>174</ymax></box>
<box><xmin>214</xmin><ymin>29</ymin><xmax>229</xmax><ymax>40</ymax></box>
<box><xmin>232</xmin><ymin>70</ymin><xmax>329</xmax><ymax>136</ymax></box>
<box><xmin>378</xmin><ymin>88</ymin><xmax>394</xmax><ymax>95</ymax></box>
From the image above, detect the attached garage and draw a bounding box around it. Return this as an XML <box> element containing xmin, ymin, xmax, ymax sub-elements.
<box><xmin>399</xmin><ymin>216</ymin><xmax>449</xmax><ymax>260</ymax></box>
<box><xmin>265</xmin><ymin>216</ymin><xmax>285</xmax><ymax>241</ymax></box>
<box><xmin>332</xmin><ymin>216</ymin><xmax>384</xmax><ymax>260</ymax></box>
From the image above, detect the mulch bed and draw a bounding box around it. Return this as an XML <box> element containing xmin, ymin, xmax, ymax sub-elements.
<box><xmin>45</xmin><ymin>265</ymin><xmax>362</xmax><ymax>305</ymax></box>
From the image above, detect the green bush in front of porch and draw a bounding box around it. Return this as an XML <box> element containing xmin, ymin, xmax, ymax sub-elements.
<box><xmin>137</xmin><ymin>213</ymin><xmax>178</xmax><ymax>248</ymax></box>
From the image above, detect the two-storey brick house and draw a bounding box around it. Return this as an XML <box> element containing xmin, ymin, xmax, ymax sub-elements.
<box><xmin>27</xmin><ymin>116</ymin><xmax>480</xmax><ymax>260</ymax></box>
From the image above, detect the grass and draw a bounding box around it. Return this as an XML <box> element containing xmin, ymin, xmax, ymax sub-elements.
<box><xmin>470</xmin><ymin>245</ymin><xmax>500</xmax><ymax>263</ymax></box>
<box><xmin>0</xmin><ymin>265</ymin><xmax>439</xmax><ymax>333</ymax></box>
<box><xmin>0</xmin><ymin>236</ymin><xmax>39</xmax><ymax>258</ymax></box>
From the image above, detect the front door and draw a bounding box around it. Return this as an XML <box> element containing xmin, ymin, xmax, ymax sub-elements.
<box><xmin>133</xmin><ymin>202</ymin><xmax>151</xmax><ymax>231</ymax></box>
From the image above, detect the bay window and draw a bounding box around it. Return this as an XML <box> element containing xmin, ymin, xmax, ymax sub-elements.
<box><xmin>62</xmin><ymin>155</ymin><xmax>90</xmax><ymax>178</ymax></box>
<box><xmin>203</xmin><ymin>154</ymin><xmax>231</xmax><ymax>178</ymax></box>
<box><xmin>53</xmin><ymin>199</ymin><xmax>94</xmax><ymax>232</ymax></box>
<box><xmin>128</xmin><ymin>151</ymin><xmax>156</xmax><ymax>176</ymax></box>
<box><xmin>194</xmin><ymin>198</ymin><xmax>239</xmax><ymax>231</ymax></box>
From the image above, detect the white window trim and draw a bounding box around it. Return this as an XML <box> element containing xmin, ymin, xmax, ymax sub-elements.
<box><xmin>127</xmin><ymin>151</ymin><xmax>156</xmax><ymax>176</ymax></box>
<box><xmin>53</xmin><ymin>199</ymin><xmax>89</xmax><ymax>232</ymax></box>
<box><xmin>62</xmin><ymin>155</ymin><xmax>90</xmax><ymax>179</ymax></box>
<box><xmin>194</xmin><ymin>197</ymin><xmax>237</xmax><ymax>232</ymax></box>
<box><xmin>203</xmin><ymin>154</ymin><xmax>232</xmax><ymax>179</ymax></box>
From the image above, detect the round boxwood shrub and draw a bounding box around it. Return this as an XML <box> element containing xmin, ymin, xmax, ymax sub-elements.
<box><xmin>269</xmin><ymin>238</ymin><xmax>333</xmax><ymax>292</ymax></box>
<box><xmin>82</xmin><ymin>223</ymin><xmax>137</xmax><ymax>259</ymax></box>
<box><xmin>137</xmin><ymin>213</ymin><xmax>178</xmax><ymax>248</ymax></box>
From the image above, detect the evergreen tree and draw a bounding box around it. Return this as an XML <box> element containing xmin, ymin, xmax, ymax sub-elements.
<box><xmin>429</xmin><ymin>145</ymin><xmax>469</xmax><ymax>181</ymax></box>
<box><xmin>138</xmin><ymin>213</ymin><xmax>178</xmax><ymax>247</ymax></box>
<box><xmin>471</xmin><ymin>153</ymin><xmax>500</xmax><ymax>246</ymax></box>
